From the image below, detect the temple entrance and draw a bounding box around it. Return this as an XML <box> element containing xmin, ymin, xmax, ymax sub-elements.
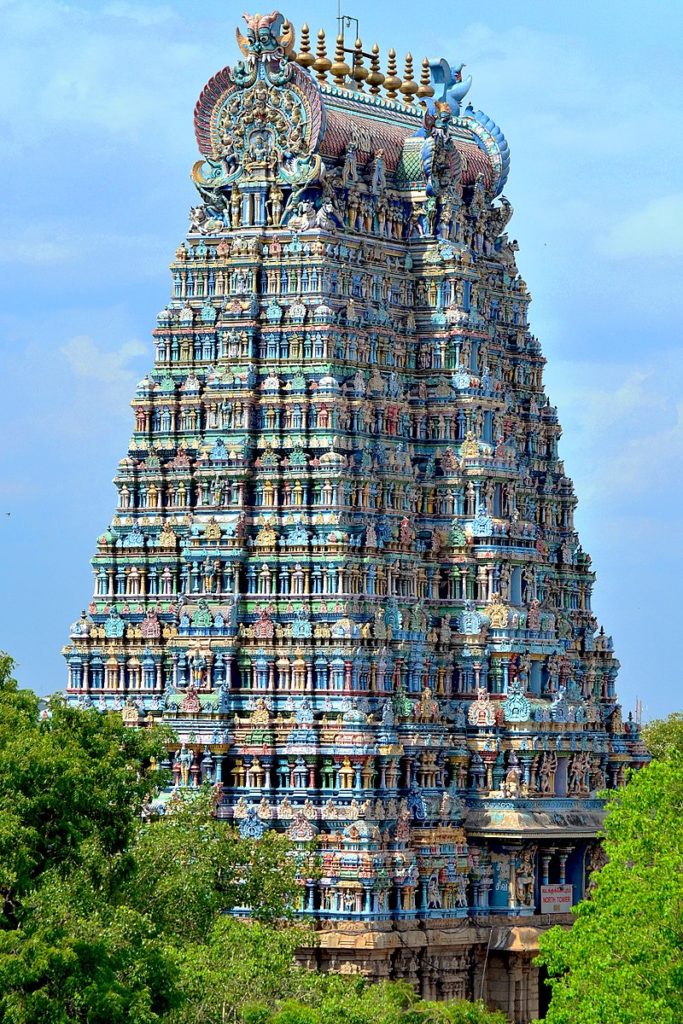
<box><xmin>537</xmin><ymin>965</ymin><xmax>552</xmax><ymax>1018</ymax></box>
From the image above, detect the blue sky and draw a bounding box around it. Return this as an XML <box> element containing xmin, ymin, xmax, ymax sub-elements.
<box><xmin>0</xmin><ymin>0</ymin><xmax>681</xmax><ymax>720</ymax></box>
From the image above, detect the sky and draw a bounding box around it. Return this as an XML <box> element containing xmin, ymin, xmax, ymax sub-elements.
<box><xmin>0</xmin><ymin>0</ymin><xmax>681</xmax><ymax>720</ymax></box>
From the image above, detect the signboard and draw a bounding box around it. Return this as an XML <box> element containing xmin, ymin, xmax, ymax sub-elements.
<box><xmin>541</xmin><ymin>884</ymin><xmax>573</xmax><ymax>913</ymax></box>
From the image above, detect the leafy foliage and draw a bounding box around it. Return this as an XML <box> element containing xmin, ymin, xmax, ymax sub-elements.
<box><xmin>0</xmin><ymin>894</ymin><xmax>179</xmax><ymax>1024</ymax></box>
<box><xmin>642</xmin><ymin>711</ymin><xmax>683</xmax><ymax>761</ymax></box>
<box><xmin>0</xmin><ymin>654</ymin><xmax>504</xmax><ymax>1024</ymax></box>
<box><xmin>166</xmin><ymin>919</ymin><xmax>310</xmax><ymax>1024</ymax></box>
<box><xmin>169</xmin><ymin>959</ymin><xmax>505</xmax><ymax>1024</ymax></box>
<box><xmin>240</xmin><ymin>978</ymin><xmax>506</xmax><ymax>1024</ymax></box>
<box><xmin>536</xmin><ymin>753</ymin><xmax>683</xmax><ymax>1024</ymax></box>
<box><xmin>0</xmin><ymin>654</ymin><xmax>299</xmax><ymax>1023</ymax></box>
<box><xmin>126</xmin><ymin>790</ymin><xmax>300</xmax><ymax>940</ymax></box>
<box><xmin>0</xmin><ymin>654</ymin><xmax>167</xmax><ymax>925</ymax></box>
<box><xmin>0</xmin><ymin>654</ymin><xmax>178</xmax><ymax>1022</ymax></box>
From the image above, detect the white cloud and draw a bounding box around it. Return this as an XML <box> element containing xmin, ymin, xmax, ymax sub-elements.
<box><xmin>103</xmin><ymin>2</ymin><xmax>178</xmax><ymax>25</ymax></box>
<box><xmin>2</xmin><ymin>238</ymin><xmax>70</xmax><ymax>265</ymax></box>
<box><xmin>0</xmin><ymin>324</ymin><xmax>148</xmax><ymax>455</ymax></box>
<box><xmin>451</xmin><ymin>21</ymin><xmax>679</xmax><ymax>167</ymax></box>
<box><xmin>601</xmin><ymin>194</ymin><xmax>683</xmax><ymax>259</ymax></box>
<box><xmin>456</xmin><ymin>23</ymin><xmax>602</xmax><ymax>114</ymax></box>
<box><xmin>549</xmin><ymin>364</ymin><xmax>654</xmax><ymax>432</ymax></box>
<box><xmin>61</xmin><ymin>335</ymin><xmax>146</xmax><ymax>383</ymax></box>
<box><xmin>546</xmin><ymin>349</ymin><xmax>683</xmax><ymax>503</ymax></box>
<box><xmin>0</xmin><ymin>220</ymin><xmax>176</xmax><ymax>286</ymax></box>
<box><xmin>600</xmin><ymin>399</ymin><xmax>683</xmax><ymax>496</ymax></box>
<box><xmin>0</xmin><ymin>0</ymin><xmax>206</xmax><ymax>152</ymax></box>
<box><xmin>0</xmin><ymin>480</ymin><xmax>29</xmax><ymax>500</ymax></box>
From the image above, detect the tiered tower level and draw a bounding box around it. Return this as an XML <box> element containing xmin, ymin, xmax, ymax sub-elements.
<box><xmin>64</xmin><ymin>12</ymin><xmax>647</xmax><ymax>1018</ymax></box>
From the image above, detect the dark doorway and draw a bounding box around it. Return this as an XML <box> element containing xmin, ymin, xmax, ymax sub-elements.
<box><xmin>538</xmin><ymin>964</ymin><xmax>552</xmax><ymax>1018</ymax></box>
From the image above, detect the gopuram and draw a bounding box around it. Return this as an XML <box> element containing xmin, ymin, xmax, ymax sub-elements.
<box><xmin>63</xmin><ymin>12</ymin><xmax>647</xmax><ymax>1022</ymax></box>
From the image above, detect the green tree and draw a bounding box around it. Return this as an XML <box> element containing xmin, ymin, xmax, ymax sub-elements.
<box><xmin>536</xmin><ymin>754</ymin><xmax>683</xmax><ymax>1024</ymax></box>
<box><xmin>0</xmin><ymin>653</ymin><xmax>301</xmax><ymax>1023</ymax></box>
<box><xmin>166</xmin><ymin>926</ymin><xmax>506</xmax><ymax>1024</ymax></box>
<box><xmin>240</xmin><ymin>977</ymin><xmax>506</xmax><ymax>1024</ymax></box>
<box><xmin>0</xmin><ymin>655</ymin><xmax>511</xmax><ymax>1024</ymax></box>
<box><xmin>0</xmin><ymin>653</ymin><xmax>168</xmax><ymax>925</ymax></box>
<box><xmin>167</xmin><ymin>918</ymin><xmax>310</xmax><ymax>1024</ymax></box>
<box><xmin>0</xmin><ymin>654</ymin><xmax>180</xmax><ymax>1022</ymax></box>
<box><xmin>127</xmin><ymin>790</ymin><xmax>300</xmax><ymax>941</ymax></box>
<box><xmin>0</xmin><ymin>792</ymin><xmax>302</xmax><ymax>1024</ymax></box>
<box><xmin>642</xmin><ymin>711</ymin><xmax>683</xmax><ymax>761</ymax></box>
<box><xmin>0</xmin><ymin>887</ymin><xmax>180</xmax><ymax>1024</ymax></box>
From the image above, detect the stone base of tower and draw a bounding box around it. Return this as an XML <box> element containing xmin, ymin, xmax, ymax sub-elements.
<box><xmin>299</xmin><ymin>915</ymin><xmax>567</xmax><ymax>1022</ymax></box>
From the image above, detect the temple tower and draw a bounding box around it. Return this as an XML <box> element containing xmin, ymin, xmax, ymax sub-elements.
<box><xmin>64</xmin><ymin>12</ymin><xmax>646</xmax><ymax>1021</ymax></box>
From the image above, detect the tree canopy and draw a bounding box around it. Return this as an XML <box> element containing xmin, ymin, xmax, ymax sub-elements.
<box><xmin>240</xmin><ymin>979</ymin><xmax>507</xmax><ymax>1024</ymax></box>
<box><xmin>536</xmin><ymin>732</ymin><xmax>683</xmax><ymax>1024</ymax></box>
<box><xmin>0</xmin><ymin>653</ymin><xmax>504</xmax><ymax>1024</ymax></box>
<box><xmin>642</xmin><ymin>711</ymin><xmax>683</xmax><ymax>762</ymax></box>
<box><xmin>0</xmin><ymin>652</ymin><xmax>167</xmax><ymax>925</ymax></box>
<box><xmin>0</xmin><ymin>654</ymin><xmax>299</xmax><ymax>1023</ymax></box>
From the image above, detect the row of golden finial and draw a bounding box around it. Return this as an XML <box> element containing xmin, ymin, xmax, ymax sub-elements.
<box><xmin>292</xmin><ymin>23</ymin><xmax>434</xmax><ymax>103</ymax></box>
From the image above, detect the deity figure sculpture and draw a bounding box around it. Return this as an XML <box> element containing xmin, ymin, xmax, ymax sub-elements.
<box><xmin>178</xmin><ymin>745</ymin><xmax>192</xmax><ymax>787</ymax></box>
<box><xmin>539</xmin><ymin>751</ymin><xmax>558</xmax><ymax>795</ymax></box>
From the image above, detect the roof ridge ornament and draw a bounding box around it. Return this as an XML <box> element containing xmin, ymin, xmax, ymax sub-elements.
<box><xmin>236</xmin><ymin>10</ymin><xmax>295</xmax><ymax>59</ymax></box>
<box><xmin>428</xmin><ymin>58</ymin><xmax>472</xmax><ymax>116</ymax></box>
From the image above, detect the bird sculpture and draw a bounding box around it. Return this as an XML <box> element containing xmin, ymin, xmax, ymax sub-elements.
<box><xmin>428</xmin><ymin>58</ymin><xmax>472</xmax><ymax>116</ymax></box>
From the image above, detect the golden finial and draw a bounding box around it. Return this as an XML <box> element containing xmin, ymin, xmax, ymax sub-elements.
<box><xmin>296</xmin><ymin>23</ymin><xmax>315</xmax><ymax>69</ymax></box>
<box><xmin>383</xmin><ymin>48</ymin><xmax>402</xmax><ymax>100</ymax></box>
<box><xmin>331</xmin><ymin>33</ymin><xmax>351</xmax><ymax>87</ymax></box>
<box><xmin>313</xmin><ymin>29</ymin><xmax>332</xmax><ymax>83</ymax></box>
<box><xmin>366</xmin><ymin>43</ymin><xmax>385</xmax><ymax>95</ymax></box>
<box><xmin>400</xmin><ymin>53</ymin><xmax>419</xmax><ymax>104</ymax></box>
<box><xmin>279</xmin><ymin>19</ymin><xmax>295</xmax><ymax>57</ymax></box>
<box><xmin>417</xmin><ymin>57</ymin><xmax>435</xmax><ymax>99</ymax></box>
<box><xmin>351</xmin><ymin>37</ymin><xmax>368</xmax><ymax>90</ymax></box>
